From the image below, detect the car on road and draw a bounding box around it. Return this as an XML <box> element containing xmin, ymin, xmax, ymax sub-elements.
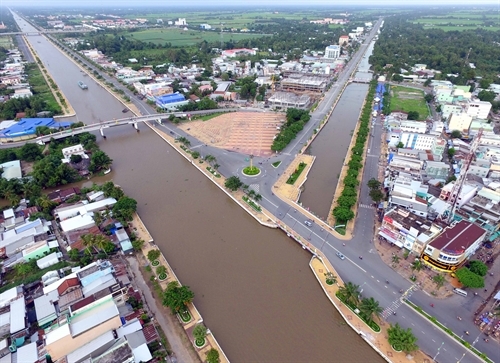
<box><xmin>304</xmin><ymin>221</ymin><xmax>312</xmax><ymax>227</ymax></box>
<box><xmin>336</xmin><ymin>252</ymin><xmax>345</xmax><ymax>260</ymax></box>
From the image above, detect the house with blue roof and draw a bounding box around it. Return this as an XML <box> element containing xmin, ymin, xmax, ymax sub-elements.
<box><xmin>155</xmin><ymin>92</ymin><xmax>189</xmax><ymax>110</ymax></box>
<box><xmin>0</xmin><ymin>118</ymin><xmax>73</xmax><ymax>142</ymax></box>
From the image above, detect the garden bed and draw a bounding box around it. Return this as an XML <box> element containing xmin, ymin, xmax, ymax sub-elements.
<box><xmin>242</xmin><ymin>196</ymin><xmax>262</xmax><ymax>212</ymax></box>
<box><xmin>335</xmin><ymin>292</ymin><xmax>381</xmax><ymax>333</ymax></box>
<box><xmin>179</xmin><ymin>309</ymin><xmax>192</xmax><ymax>323</ymax></box>
<box><xmin>194</xmin><ymin>338</ymin><xmax>206</xmax><ymax>348</ymax></box>
<box><xmin>286</xmin><ymin>162</ymin><xmax>307</xmax><ymax>185</ymax></box>
<box><xmin>158</xmin><ymin>273</ymin><xmax>167</xmax><ymax>281</ymax></box>
<box><xmin>242</xmin><ymin>166</ymin><xmax>260</xmax><ymax>176</ymax></box>
<box><xmin>151</xmin><ymin>260</ymin><xmax>160</xmax><ymax>267</ymax></box>
<box><xmin>272</xmin><ymin>161</ymin><xmax>281</xmax><ymax>168</ymax></box>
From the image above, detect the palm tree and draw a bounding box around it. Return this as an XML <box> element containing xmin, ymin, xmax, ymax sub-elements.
<box><xmin>359</xmin><ymin>297</ymin><xmax>383</xmax><ymax>322</ymax></box>
<box><xmin>36</xmin><ymin>194</ymin><xmax>56</xmax><ymax>213</ymax></box>
<box><xmin>254</xmin><ymin>193</ymin><xmax>262</xmax><ymax>202</ymax></box>
<box><xmin>213</xmin><ymin>163</ymin><xmax>220</xmax><ymax>170</ymax></box>
<box><xmin>242</xmin><ymin>184</ymin><xmax>249</xmax><ymax>194</ymax></box>
<box><xmin>324</xmin><ymin>272</ymin><xmax>337</xmax><ymax>285</ymax></box>
<box><xmin>93</xmin><ymin>234</ymin><xmax>112</xmax><ymax>255</ymax></box>
<box><xmin>392</xmin><ymin>254</ymin><xmax>400</xmax><ymax>264</ymax></box>
<box><xmin>387</xmin><ymin>323</ymin><xmax>419</xmax><ymax>354</ymax></box>
<box><xmin>411</xmin><ymin>259</ymin><xmax>423</xmax><ymax>272</ymax></box>
<box><xmin>433</xmin><ymin>274</ymin><xmax>446</xmax><ymax>290</ymax></box>
<box><xmin>338</xmin><ymin>282</ymin><xmax>360</xmax><ymax>306</ymax></box>
<box><xmin>248</xmin><ymin>190</ymin><xmax>256</xmax><ymax>198</ymax></box>
<box><xmin>81</xmin><ymin>233</ymin><xmax>97</xmax><ymax>255</ymax></box>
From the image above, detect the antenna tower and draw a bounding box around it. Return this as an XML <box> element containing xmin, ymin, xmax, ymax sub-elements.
<box><xmin>220</xmin><ymin>23</ymin><xmax>224</xmax><ymax>50</ymax></box>
<box><xmin>464</xmin><ymin>47</ymin><xmax>472</xmax><ymax>66</ymax></box>
<box><xmin>446</xmin><ymin>129</ymin><xmax>482</xmax><ymax>224</ymax></box>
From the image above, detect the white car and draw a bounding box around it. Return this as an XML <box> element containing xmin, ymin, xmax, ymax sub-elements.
<box><xmin>336</xmin><ymin>252</ymin><xmax>345</xmax><ymax>260</ymax></box>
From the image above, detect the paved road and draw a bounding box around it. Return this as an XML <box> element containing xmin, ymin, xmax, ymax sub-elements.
<box><xmin>14</xmin><ymin>13</ymin><xmax>495</xmax><ymax>362</ymax></box>
<box><xmin>15</xmin><ymin>34</ymin><xmax>35</xmax><ymax>63</ymax></box>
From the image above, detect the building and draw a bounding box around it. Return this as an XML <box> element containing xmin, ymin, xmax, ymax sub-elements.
<box><xmin>448</xmin><ymin>113</ymin><xmax>473</xmax><ymax>133</ymax></box>
<box><xmin>399</xmin><ymin>120</ymin><xmax>427</xmax><ymax>134</ymax></box>
<box><xmin>155</xmin><ymin>93</ymin><xmax>189</xmax><ymax>110</ymax></box>
<box><xmin>281</xmin><ymin>74</ymin><xmax>328</xmax><ymax>93</ymax></box>
<box><xmin>11</xmin><ymin>88</ymin><xmax>33</xmax><ymax>99</ymax></box>
<box><xmin>0</xmin><ymin>118</ymin><xmax>72</xmax><ymax>142</ymax></box>
<box><xmin>174</xmin><ymin>18</ymin><xmax>187</xmax><ymax>26</ymax></box>
<box><xmin>61</xmin><ymin>144</ymin><xmax>88</xmax><ymax>163</ymax></box>
<box><xmin>221</xmin><ymin>48</ymin><xmax>256</xmax><ymax>58</ymax></box>
<box><xmin>324</xmin><ymin>45</ymin><xmax>340</xmax><ymax>59</ymax></box>
<box><xmin>0</xmin><ymin>160</ymin><xmax>22</xmax><ymax>180</ymax></box>
<box><xmin>439</xmin><ymin>181</ymin><xmax>478</xmax><ymax>208</ymax></box>
<box><xmin>378</xmin><ymin>207</ymin><xmax>443</xmax><ymax>252</ymax></box>
<box><xmin>421</xmin><ymin>220</ymin><xmax>486</xmax><ymax>271</ymax></box>
<box><xmin>466</xmin><ymin>100</ymin><xmax>492</xmax><ymax>120</ymax></box>
<box><xmin>199</xmin><ymin>23</ymin><xmax>212</xmax><ymax>30</ymax></box>
<box><xmin>339</xmin><ymin>35</ymin><xmax>349</xmax><ymax>46</ymax></box>
<box><xmin>268</xmin><ymin>92</ymin><xmax>311</xmax><ymax>110</ymax></box>
<box><xmin>423</xmin><ymin>161</ymin><xmax>450</xmax><ymax>179</ymax></box>
<box><xmin>441</xmin><ymin>103</ymin><xmax>464</xmax><ymax>119</ymax></box>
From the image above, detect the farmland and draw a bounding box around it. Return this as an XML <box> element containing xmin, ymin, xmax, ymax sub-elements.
<box><xmin>122</xmin><ymin>28</ymin><xmax>267</xmax><ymax>47</ymax></box>
<box><xmin>412</xmin><ymin>10</ymin><xmax>500</xmax><ymax>31</ymax></box>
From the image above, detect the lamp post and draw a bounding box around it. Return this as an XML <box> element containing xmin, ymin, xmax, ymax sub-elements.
<box><xmin>432</xmin><ymin>342</ymin><xmax>444</xmax><ymax>361</ymax></box>
<box><xmin>457</xmin><ymin>352</ymin><xmax>466</xmax><ymax>363</ymax></box>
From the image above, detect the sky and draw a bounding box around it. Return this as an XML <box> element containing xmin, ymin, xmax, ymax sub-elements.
<box><xmin>1</xmin><ymin>0</ymin><xmax>500</xmax><ymax>6</ymax></box>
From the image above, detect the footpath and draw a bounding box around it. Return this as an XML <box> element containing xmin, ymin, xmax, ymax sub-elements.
<box><xmin>310</xmin><ymin>254</ymin><xmax>431</xmax><ymax>363</ymax></box>
<box><xmin>129</xmin><ymin>212</ymin><xmax>229</xmax><ymax>363</ymax></box>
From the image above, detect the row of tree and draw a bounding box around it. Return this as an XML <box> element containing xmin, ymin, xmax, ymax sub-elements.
<box><xmin>271</xmin><ymin>108</ymin><xmax>311</xmax><ymax>152</ymax></box>
<box><xmin>332</xmin><ymin>81</ymin><xmax>377</xmax><ymax>224</ymax></box>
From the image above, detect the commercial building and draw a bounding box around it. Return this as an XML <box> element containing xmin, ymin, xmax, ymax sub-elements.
<box><xmin>399</xmin><ymin>120</ymin><xmax>427</xmax><ymax>134</ymax></box>
<box><xmin>155</xmin><ymin>93</ymin><xmax>189</xmax><ymax>110</ymax></box>
<box><xmin>221</xmin><ymin>48</ymin><xmax>256</xmax><ymax>58</ymax></box>
<box><xmin>378</xmin><ymin>207</ymin><xmax>442</xmax><ymax>252</ymax></box>
<box><xmin>448</xmin><ymin>113</ymin><xmax>473</xmax><ymax>133</ymax></box>
<box><xmin>466</xmin><ymin>100</ymin><xmax>492</xmax><ymax>120</ymax></box>
<box><xmin>268</xmin><ymin>92</ymin><xmax>311</xmax><ymax>110</ymax></box>
<box><xmin>339</xmin><ymin>35</ymin><xmax>349</xmax><ymax>46</ymax></box>
<box><xmin>324</xmin><ymin>45</ymin><xmax>340</xmax><ymax>59</ymax></box>
<box><xmin>0</xmin><ymin>118</ymin><xmax>72</xmax><ymax>142</ymax></box>
<box><xmin>281</xmin><ymin>74</ymin><xmax>328</xmax><ymax>93</ymax></box>
<box><xmin>421</xmin><ymin>220</ymin><xmax>486</xmax><ymax>271</ymax></box>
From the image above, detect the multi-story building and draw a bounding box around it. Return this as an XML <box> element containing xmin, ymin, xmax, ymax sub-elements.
<box><xmin>448</xmin><ymin>113</ymin><xmax>473</xmax><ymax>133</ymax></box>
<box><xmin>439</xmin><ymin>181</ymin><xmax>478</xmax><ymax>208</ymax></box>
<box><xmin>466</xmin><ymin>100</ymin><xmax>492</xmax><ymax>119</ymax></box>
<box><xmin>421</xmin><ymin>220</ymin><xmax>486</xmax><ymax>272</ymax></box>
<box><xmin>378</xmin><ymin>207</ymin><xmax>442</xmax><ymax>252</ymax></box>
<box><xmin>423</xmin><ymin>161</ymin><xmax>450</xmax><ymax>179</ymax></box>
<box><xmin>339</xmin><ymin>35</ymin><xmax>349</xmax><ymax>46</ymax></box>
<box><xmin>324</xmin><ymin>45</ymin><xmax>340</xmax><ymax>59</ymax></box>
<box><xmin>468</xmin><ymin>158</ymin><xmax>491</xmax><ymax>178</ymax></box>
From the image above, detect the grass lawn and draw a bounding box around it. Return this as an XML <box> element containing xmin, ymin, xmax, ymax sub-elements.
<box><xmin>25</xmin><ymin>64</ymin><xmax>62</xmax><ymax>114</ymax></box>
<box><xmin>390</xmin><ymin>86</ymin><xmax>429</xmax><ymax>120</ymax></box>
<box><xmin>0</xmin><ymin>36</ymin><xmax>13</xmax><ymax>49</ymax></box>
<box><xmin>122</xmin><ymin>28</ymin><xmax>266</xmax><ymax>47</ymax></box>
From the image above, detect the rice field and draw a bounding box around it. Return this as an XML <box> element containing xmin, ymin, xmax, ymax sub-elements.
<box><xmin>412</xmin><ymin>10</ymin><xmax>500</xmax><ymax>31</ymax></box>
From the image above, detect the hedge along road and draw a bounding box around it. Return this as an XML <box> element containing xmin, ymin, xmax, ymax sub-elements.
<box><xmin>13</xmin><ymin>13</ymin><xmax>384</xmax><ymax>363</ymax></box>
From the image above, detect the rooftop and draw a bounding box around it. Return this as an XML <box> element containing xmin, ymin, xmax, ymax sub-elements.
<box><xmin>429</xmin><ymin>220</ymin><xmax>486</xmax><ymax>254</ymax></box>
<box><xmin>92</xmin><ymin>338</ymin><xmax>134</xmax><ymax>363</ymax></box>
<box><xmin>384</xmin><ymin>208</ymin><xmax>435</xmax><ymax>236</ymax></box>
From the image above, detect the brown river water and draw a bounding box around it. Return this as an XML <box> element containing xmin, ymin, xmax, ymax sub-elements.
<box><xmin>16</xmin><ymin>17</ymin><xmax>383</xmax><ymax>363</ymax></box>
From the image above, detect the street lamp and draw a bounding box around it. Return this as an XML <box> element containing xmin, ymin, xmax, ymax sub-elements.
<box><xmin>432</xmin><ymin>342</ymin><xmax>444</xmax><ymax>361</ymax></box>
<box><xmin>457</xmin><ymin>352</ymin><xmax>466</xmax><ymax>363</ymax></box>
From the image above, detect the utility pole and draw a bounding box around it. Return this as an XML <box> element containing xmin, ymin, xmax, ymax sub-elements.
<box><xmin>220</xmin><ymin>23</ymin><xmax>224</xmax><ymax>50</ymax></box>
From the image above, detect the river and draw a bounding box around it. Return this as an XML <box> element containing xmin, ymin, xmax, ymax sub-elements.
<box><xmin>299</xmin><ymin>42</ymin><xmax>375</xmax><ymax>219</ymax></box>
<box><xmin>14</xmin><ymin>15</ymin><xmax>383</xmax><ymax>362</ymax></box>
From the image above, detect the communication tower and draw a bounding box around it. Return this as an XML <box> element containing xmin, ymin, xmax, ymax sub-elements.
<box><xmin>220</xmin><ymin>23</ymin><xmax>224</xmax><ymax>50</ymax></box>
<box><xmin>446</xmin><ymin>129</ymin><xmax>483</xmax><ymax>224</ymax></box>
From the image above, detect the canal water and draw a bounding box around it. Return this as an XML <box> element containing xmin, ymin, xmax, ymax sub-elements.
<box><xmin>299</xmin><ymin>42</ymin><xmax>375</xmax><ymax>219</ymax></box>
<box><xmin>16</xmin><ymin>16</ymin><xmax>383</xmax><ymax>362</ymax></box>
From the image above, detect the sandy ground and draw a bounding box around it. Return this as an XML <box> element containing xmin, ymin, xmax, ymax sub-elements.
<box><xmin>178</xmin><ymin>112</ymin><xmax>286</xmax><ymax>156</ymax></box>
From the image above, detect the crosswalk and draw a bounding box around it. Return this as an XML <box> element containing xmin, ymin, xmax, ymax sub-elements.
<box><xmin>359</xmin><ymin>204</ymin><xmax>373</xmax><ymax>209</ymax></box>
<box><xmin>381</xmin><ymin>285</ymin><xmax>419</xmax><ymax>319</ymax></box>
<box><xmin>250</xmin><ymin>184</ymin><xmax>260</xmax><ymax>193</ymax></box>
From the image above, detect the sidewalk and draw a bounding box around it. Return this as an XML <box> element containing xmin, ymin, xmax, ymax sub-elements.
<box><xmin>310</xmin><ymin>256</ymin><xmax>431</xmax><ymax>363</ymax></box>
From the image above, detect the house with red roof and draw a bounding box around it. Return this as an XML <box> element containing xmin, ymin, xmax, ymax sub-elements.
<box><xmin>421</xmin><ymin>220</ymin><xmax>486</xmax><ymax>272</ymax></box>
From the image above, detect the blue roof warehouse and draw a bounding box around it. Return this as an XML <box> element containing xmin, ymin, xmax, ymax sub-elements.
<box><xmin>0</xmin><ymin>118</ymin><xmax>73</xmax><ymax>142</ymax></box>
<box><xmin>155</xmin><ymin>93</ymin><xmax>189</xmax><ymax>110</ymax></box>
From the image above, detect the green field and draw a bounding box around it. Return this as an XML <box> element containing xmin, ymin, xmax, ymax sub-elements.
<box><xmin>389</xmin><ymin>86</ymin><xmax>429</xmax><ymax>120</ymax></box>
<box><xmin>0</xmin><ymin>36</ymin><xmax>13</xmax><ymax>49</ymax></box>
<box><xmin>123</xmin><ymin>28</ymin><xmax>266</xmax><ymax>47</ymax></box>
<box><xmin>412</xmin><ymin>11</ymin><xmax>500</xmax><ymax>31</ymax></box>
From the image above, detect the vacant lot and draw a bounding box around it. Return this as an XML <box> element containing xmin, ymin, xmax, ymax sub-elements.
<box><xmin>390</xmin><ymin>86</ymin><xmax>429</xmax><ymax>120</ymax></box>
<box><xmin>123</xmin><ymin>28</ymin><xmax>266</xmax><ymax>47</ymax></box>
<box><xmin>178</xmin><ymin>111</ymin><xmax>286</xmax><ymax>157</ymax></box>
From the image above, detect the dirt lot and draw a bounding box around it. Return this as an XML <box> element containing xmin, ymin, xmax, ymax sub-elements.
<box><xmin>178</xmin><ymin>111</ymin><xmax>286</xmax><ymax>156</ymax></box>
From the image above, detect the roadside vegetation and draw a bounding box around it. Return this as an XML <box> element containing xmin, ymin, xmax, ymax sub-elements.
<box><xmin>286</xmin><ymin>162</ymin><xmax>307</xmax><ymax>185</ymax></box>
<box><xmin>271</xmin><ymin>108</ymin><xmax>311</xmax><ymax>152</ymax></box>
<box><xmin>332</xmin><ymin>80</ymin><xmax>376</xmax><ymax>228</ymax></box>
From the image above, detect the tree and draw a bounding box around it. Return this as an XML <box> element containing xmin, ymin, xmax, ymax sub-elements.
<box><xmin>68</xmin><ymin>248</ymin><xmax>80</xmax><ymax>261</ymax></box>
<box><xmin>89</xmin><ymin>150</ymin><xmax>113</xmax><ymax>172</ymax></box>
<box><xmin>387</xmin><ymin>323</ymin><xmax>419</xmax><ymax>353</ymax></box>
<box><xmin>32</xmin><ymin>155</ymin><xmax>79</xmax><ymax>188</ymax></box>
<box><xmin>424</xmin><ymin>94</ymin><xmax>433</xmax><ymax>103</ymax></box>
<box><xmin>191</xmin><ymin>151</ymin><xmax>200</xmax><ymax>159</ymax></box>
<box><xmin>407</xmin><ymin>111</ymin><xmax>419</xmax><ymax>120</ymax></box>
<box><xmin>359</xmin><ymin>297</ymin><xmax>383</xmax><ymax>322</ymax></box>
<box><xmin>19</xmin><ymin>143</ymin><xmax>42</xmax><ymax>162</ymax></box>
<box><xmin>206</xmin><ymin>348</ymin><xmax>220</xmax><ymax>363</ymax></box>
<box><xmin>35</xmin><ymin>194</ymin><xmax>56</xmax><ymax>213</ymax></box>
<box><xmin>14</xmin><ymin>262</ymin><xmax>37</xmax><ymax>278</ymax></box>
<box><xmin>254</xmin><ymin>193</ymin><xmax>262</xmax><ymax>202</ymax></box>
<box><xmin>369</xmin><ymin>189</ymin><xmax>384</xmax><ymax>203</ymax></box>
<box><xmin>392</xmin><ymin>254</ymin><xmax>400</xmax><ymax>264</ymax></box>
<box><xmin>432</xmin><ymin>274</ymin><xmax>446</xmax><ymax>290</ymax></box>
<box><xmin>156</xmin><ymin>265</ymin><xmax>167</xmax><ymax>277</ymax></box>
<box><xmin>81</xmin><ymin>233</ymin><xmax>97</xmax><ymax>255</ymax></box>
<box><xmin>162</xmin><ymin>281</ymin><xmax>195</xmax><ymax>313</ymax></box>
<box><xmin>338</xmin><ymin>282</ymin><xmax>360</xmax><ymax>306</ymax></box>
<box><xmin>337</xmin><ymin>195</ymin><xmax>357</xmax><ymax>209</ymax></box>
<box><xmin>70</xmin><ymin>154</ymin><xmax>83</xmax><ymax>163</ymax></box>
<box><xmin>112</xmin><ymin>196</ymin><xmax>137</xmax><ymax>222</ymax></box>
<box><xmin>396</xmin><ymin>141</ymin><xmax>404</xmax><ymax>149</ymax></box>
<box><xmin>131</xmin><ymin>238</ymin><xmax>145</xmax><ymax>251</ymax></box>
<box><xmin>324</xmin><ymin>272</ymin><xmax>337</xmax><ymax>285</ymax></box>
<box><xmin>343</xmin><ymin>175</ymin><xmax>359</xmax><ymax>188</ymax></box>
<box><xmin>477</xmin><ymin>90</ymin><xmax>495</xmax><ymax>103</ymax></box>
<box><xmin>193</xmin><ymin>323</ymin><xmax>208</xmax><ymax>342</ymax></box>
<box><xmin>455</xmin><ymin>267</ymin><xmax>485</xmax><ymax>288</ymax></box>
<box><xmin>450</xmin><ymin>130</ymin><xmax>462</xmax><ymax>139</ymax></box>
<box><xmin>469</xmin><ymin>260</ymin><xmax>488</xmax><ymax>277</ymax></box>
<box><xmin>333</xmin><ymin>206</ymin><xmax>354</xmax><ymax>222</ymax></box>
<box><xmin>224</xmin><ymin>176</ymin><xmax>242</xmax><ymax>191</ymax></box>
<box><xmin>147</xmin><ymin>249</ymin><xmax>161</xmax><ymax>263</ymax></box>
<box><xmin>447</xmin><ymin>148</ymin><xmax>456</xmax><ymax>158</ymax></box>
<box><xmin>411</xmin><ymin>259</ymin><xmax>423</xmax><ymax>272</ymax></box>
<box><xmin>367</xmin><ymin>178</ymin><xmax>381</xmax><ymax>190</ymax></box>
<box><xmin>392</xmin><ymin>74</ymin><xmax>404</xmax><ymax>82</ymax></box>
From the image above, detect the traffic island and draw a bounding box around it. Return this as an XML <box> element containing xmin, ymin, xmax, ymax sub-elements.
<box><xmin>242</xmin><ymin>166</ymin><xmax>261</xmax><ymax>176</ymax></box>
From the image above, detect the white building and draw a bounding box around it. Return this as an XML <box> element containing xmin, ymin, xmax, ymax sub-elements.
<box><xmin>61</xmin><ymin>144</ymin><xmax>88</xmax><ymax>163</ymax></box>
<box><xmin>466</xmin><ymin>100</ymin><xmax>492</xmax><ymax>119</ymax></box>
<box><xmin>441</xmin><ymin>103</ymin><xmax>464</xmax><ymax>119</ymax></box>
<box><xmin>399</xmin><ymin>120</ymin><xmax>427</xmax><ymax>134</ymax></box>
<box><xmin>174</xmin><ymin>18</ymin><xmax>187</xmax><ymax>26</ymax></box>
<box><xmin>324</xmin><ymin>45</ymin><xmax>340</xmax><ymax>59</ymax></box>
<box><xmin>448</xmin><ymin>113</ymin><xmax>473</xmax><ymax>133</ymax></box>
